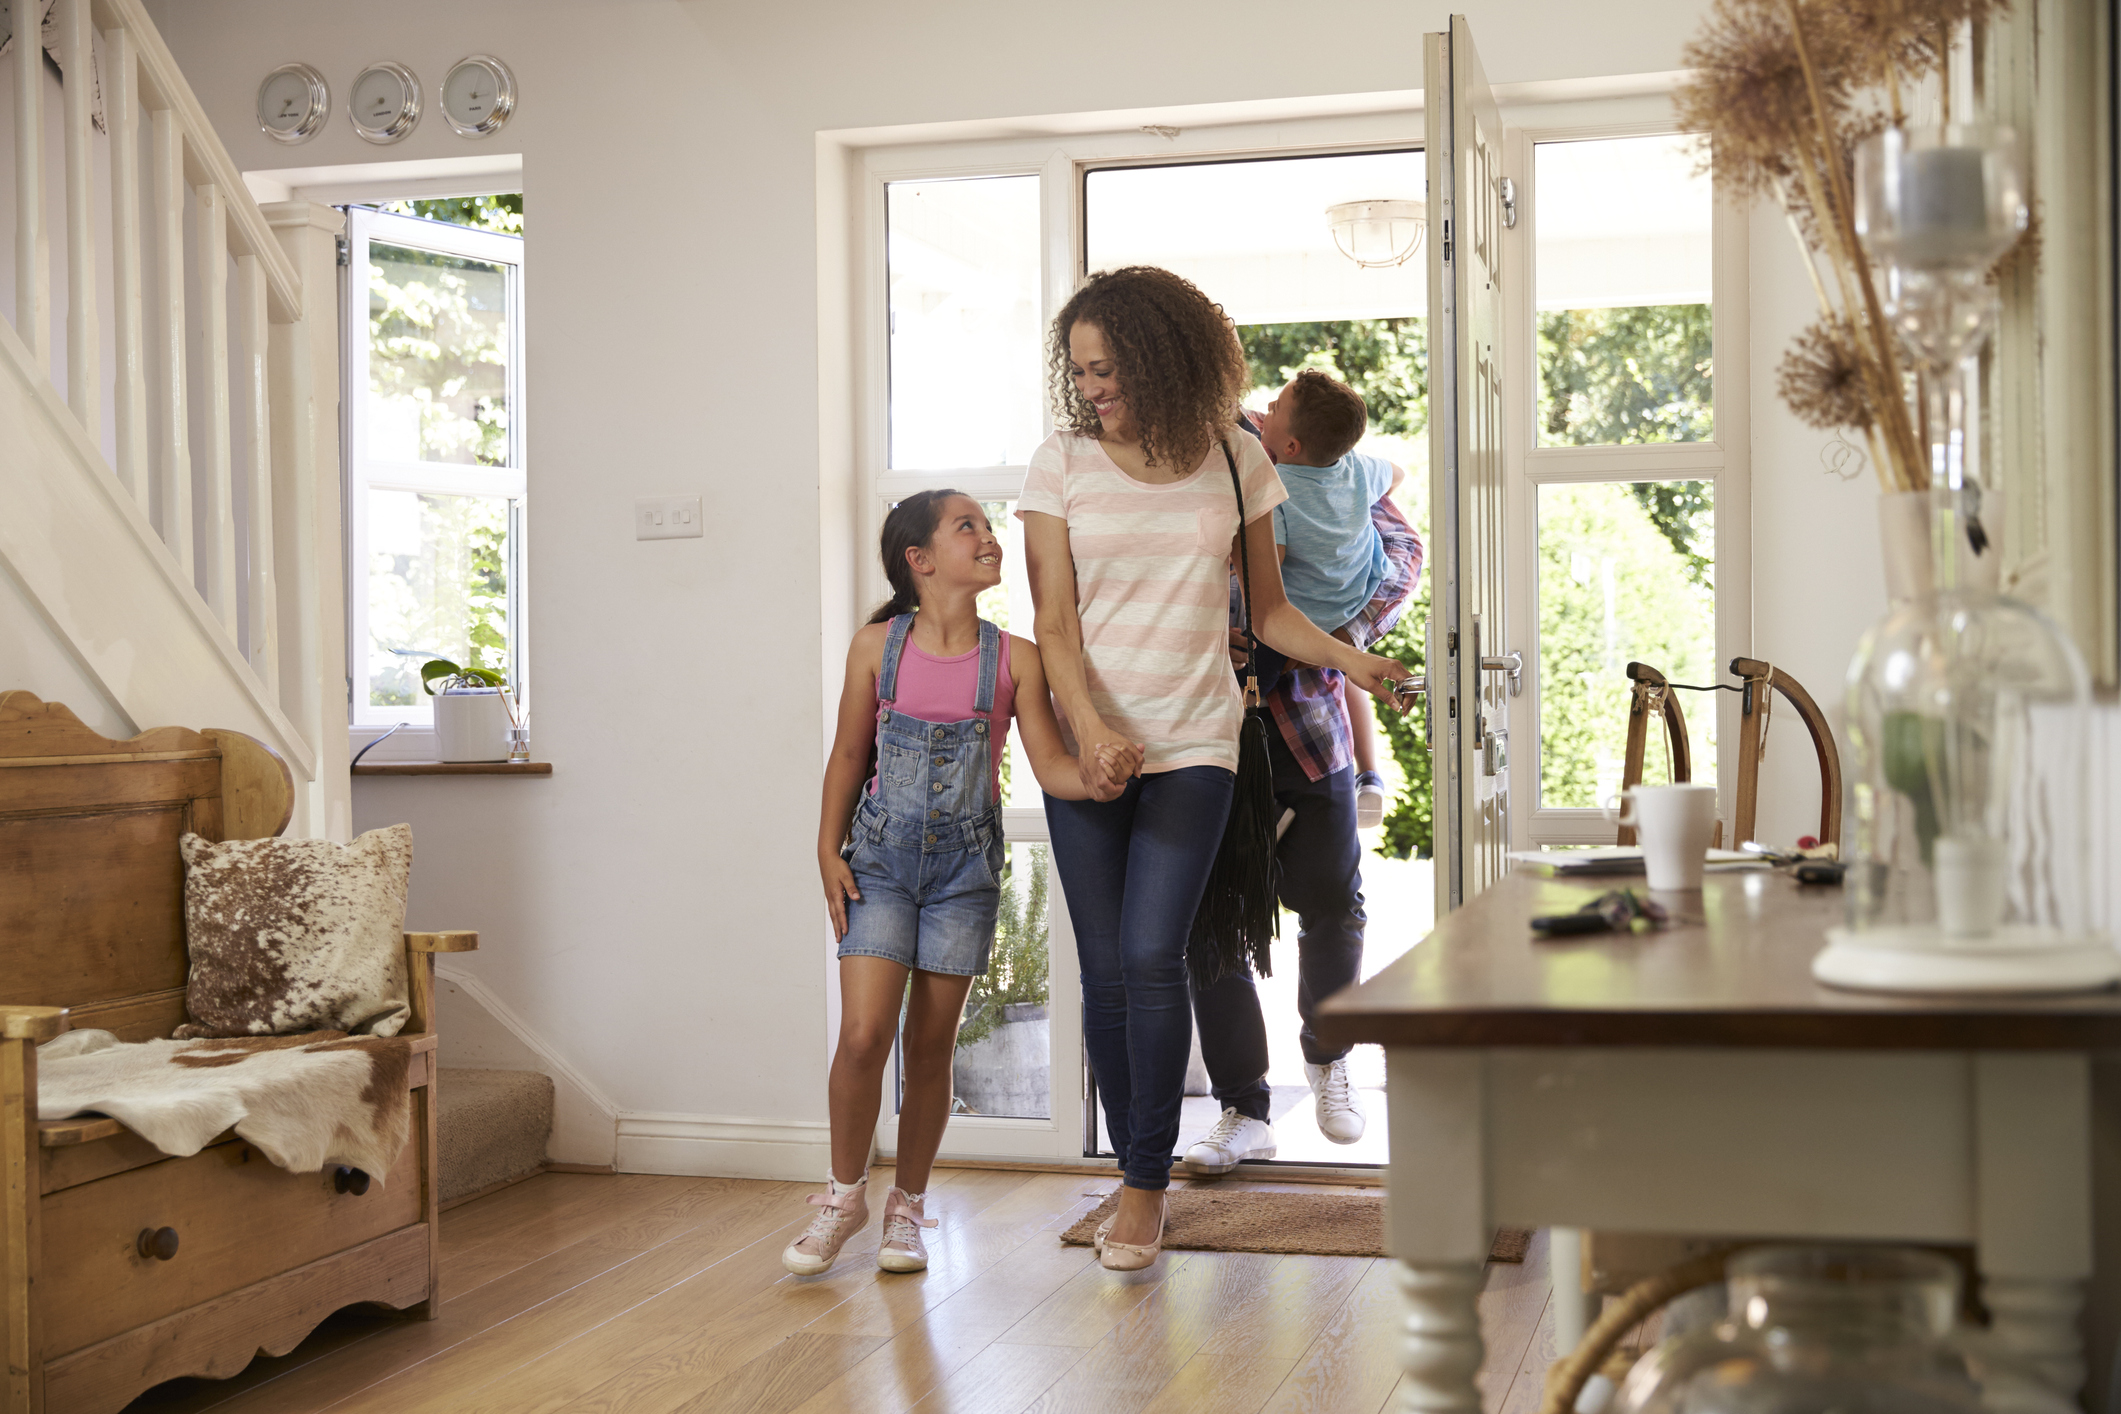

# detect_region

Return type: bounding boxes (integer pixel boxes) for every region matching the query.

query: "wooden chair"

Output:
[1614,659,1843,852]
[1615,662,1696,847]
[1728,656,1841,850]
[0,692,476,1414]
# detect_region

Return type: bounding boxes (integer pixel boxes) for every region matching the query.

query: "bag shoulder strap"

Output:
[1222,440,1261,709]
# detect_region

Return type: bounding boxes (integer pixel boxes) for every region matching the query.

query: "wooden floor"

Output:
[126,1167,1562,1414]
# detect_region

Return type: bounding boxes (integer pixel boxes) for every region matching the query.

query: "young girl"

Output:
[789,491,1135,1277]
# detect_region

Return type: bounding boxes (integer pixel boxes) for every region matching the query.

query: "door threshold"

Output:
[927,1155,1385,1187]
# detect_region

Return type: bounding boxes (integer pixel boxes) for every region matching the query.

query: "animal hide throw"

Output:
[176,823,414,1040]
[37,1028,413,1181]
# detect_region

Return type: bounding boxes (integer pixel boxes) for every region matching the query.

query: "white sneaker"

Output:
[1184,1108,1276,1174]
[1354,771,1387,831]
[1305,1058,1365,1143]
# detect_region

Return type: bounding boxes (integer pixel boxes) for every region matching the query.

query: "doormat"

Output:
[1061,1189,1532,1262]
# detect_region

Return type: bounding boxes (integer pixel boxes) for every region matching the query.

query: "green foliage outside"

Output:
[957,845,1051,1048]
[380,193,524,236]
[1538,304,1713,447]
[366,491,512,705]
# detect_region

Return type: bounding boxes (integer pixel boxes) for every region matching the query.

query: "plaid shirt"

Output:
[1265,495,1424,780]
[1230,414,1425,781]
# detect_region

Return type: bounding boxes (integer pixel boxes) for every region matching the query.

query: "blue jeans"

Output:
[1045,766,1235,1191]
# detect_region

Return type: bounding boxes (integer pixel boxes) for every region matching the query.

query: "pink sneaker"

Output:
[877,1187,937,1272]
[782,1177,869,1275]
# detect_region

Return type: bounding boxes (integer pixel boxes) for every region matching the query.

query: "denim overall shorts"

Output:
[835,614,1006,977]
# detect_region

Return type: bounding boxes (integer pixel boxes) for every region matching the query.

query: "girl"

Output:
[1019,266,1412,1270]
[789,491,1136,1277]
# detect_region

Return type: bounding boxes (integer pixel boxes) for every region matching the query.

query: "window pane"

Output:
[368,243,511,466]
[1535,136,1712,446]
[1537,481,1715,808]
[366,489,514,713]
[943,840,1052,1120]
[887,177,1042,469]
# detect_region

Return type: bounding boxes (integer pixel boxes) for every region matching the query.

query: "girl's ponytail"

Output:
[866,489,966,625]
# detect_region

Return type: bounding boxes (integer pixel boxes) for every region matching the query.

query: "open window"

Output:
[344,203,526,736]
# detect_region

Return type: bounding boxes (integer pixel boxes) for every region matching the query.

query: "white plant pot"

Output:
[434,688,512,763]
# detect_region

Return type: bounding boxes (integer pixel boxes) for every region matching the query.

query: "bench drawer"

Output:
[39,1132,423,1357]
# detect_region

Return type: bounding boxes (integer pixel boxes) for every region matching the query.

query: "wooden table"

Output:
[1317,869,2121,1414]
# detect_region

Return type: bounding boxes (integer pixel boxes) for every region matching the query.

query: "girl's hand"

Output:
[820,853,861,939]
[1346,653,1421,706]
[1077,722,1141,798]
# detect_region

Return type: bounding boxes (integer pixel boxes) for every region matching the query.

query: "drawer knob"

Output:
[136,1226,179,1262]
[333,1166,372,1196]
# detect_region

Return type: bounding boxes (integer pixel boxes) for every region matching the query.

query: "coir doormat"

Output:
[1060,1189,1533,1262]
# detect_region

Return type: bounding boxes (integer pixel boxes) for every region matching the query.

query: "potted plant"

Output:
[951,845,1052,1118]
[422,658,518,764]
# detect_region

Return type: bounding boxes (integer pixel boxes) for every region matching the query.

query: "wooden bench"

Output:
[0,692,474,1414]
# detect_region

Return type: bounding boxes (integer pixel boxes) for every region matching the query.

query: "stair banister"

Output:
[106,22,149,507]
[61,0,97,432]
[197,181,238,635]
[238,253,277,688]
[148,107,192,575]
[14,0,49,373]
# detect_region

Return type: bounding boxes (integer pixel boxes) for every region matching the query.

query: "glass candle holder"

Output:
[1855,126,2029,274]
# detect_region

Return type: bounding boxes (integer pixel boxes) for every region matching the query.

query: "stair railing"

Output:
[9,0,331,781]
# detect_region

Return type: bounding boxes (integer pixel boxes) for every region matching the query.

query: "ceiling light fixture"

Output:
[1326,200,1426,268]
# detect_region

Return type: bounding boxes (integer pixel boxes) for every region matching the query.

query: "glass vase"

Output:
[1613,1247,1983,1414]
[1825,491,2109,991]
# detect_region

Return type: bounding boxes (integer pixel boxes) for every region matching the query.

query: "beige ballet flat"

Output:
[1098,1192,1167,1272]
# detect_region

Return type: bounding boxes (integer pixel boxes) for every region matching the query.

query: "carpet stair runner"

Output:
[438,1068,554,1203]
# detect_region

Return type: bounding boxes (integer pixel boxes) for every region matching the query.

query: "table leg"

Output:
[1398,1260,1487,1414]
[1387,1049,1491,1414]
[1975,1054,2092,1407]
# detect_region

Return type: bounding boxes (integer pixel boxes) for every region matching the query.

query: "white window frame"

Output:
[344,206,528,748]
[1499,116,1753,848]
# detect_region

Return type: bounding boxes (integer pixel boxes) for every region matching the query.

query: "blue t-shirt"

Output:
[1271,452,1395,632]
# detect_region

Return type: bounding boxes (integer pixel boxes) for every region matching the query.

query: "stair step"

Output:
[438,1068,554,1204]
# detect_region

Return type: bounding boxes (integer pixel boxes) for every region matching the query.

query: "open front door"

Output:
[1426,14,1513,912]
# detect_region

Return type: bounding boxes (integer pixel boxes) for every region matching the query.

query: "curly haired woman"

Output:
[1018,266,1412,1269]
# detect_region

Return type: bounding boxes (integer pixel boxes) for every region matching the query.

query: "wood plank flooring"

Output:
[123,1169,1557,1414]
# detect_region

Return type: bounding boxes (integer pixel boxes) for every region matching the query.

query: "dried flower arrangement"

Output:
[1674,0,2016,492]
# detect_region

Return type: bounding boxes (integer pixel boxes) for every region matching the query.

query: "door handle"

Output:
[1480,651,1523,697]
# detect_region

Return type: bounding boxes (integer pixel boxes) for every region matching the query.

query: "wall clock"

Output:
[349,62,421,144]
[442,55,515,138]
[256,63,328,145]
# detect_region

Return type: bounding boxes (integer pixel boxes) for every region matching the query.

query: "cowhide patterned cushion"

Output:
[173,823,415,1040]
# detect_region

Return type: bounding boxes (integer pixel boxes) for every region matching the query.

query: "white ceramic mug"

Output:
[1605,784,1719,890]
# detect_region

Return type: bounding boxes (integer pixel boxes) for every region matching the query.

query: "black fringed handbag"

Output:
[1185,441,1282,991]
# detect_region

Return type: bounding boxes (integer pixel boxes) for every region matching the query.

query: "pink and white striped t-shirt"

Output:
[1017,431,1287,775]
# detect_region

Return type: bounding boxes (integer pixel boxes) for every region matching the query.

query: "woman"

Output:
[1018,266,1412,1268]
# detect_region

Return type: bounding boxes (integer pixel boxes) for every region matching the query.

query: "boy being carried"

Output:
[1252,368,1404,829]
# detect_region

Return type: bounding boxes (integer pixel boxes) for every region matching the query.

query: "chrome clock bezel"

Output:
[442,55,516,139]
[256,63,329,146]
[349,62,422,145]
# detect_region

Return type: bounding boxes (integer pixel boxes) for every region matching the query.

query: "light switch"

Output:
[636,496,703,541]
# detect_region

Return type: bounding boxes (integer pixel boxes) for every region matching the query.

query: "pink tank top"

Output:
[875,635,1016,799]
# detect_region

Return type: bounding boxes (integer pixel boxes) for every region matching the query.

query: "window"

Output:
[1515,132,1736,840]
[345,201,525,730]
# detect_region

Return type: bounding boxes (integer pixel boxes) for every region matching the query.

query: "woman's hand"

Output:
[819,852,861,939]
[1093,741,1144,799]
[1343,652,1421,706]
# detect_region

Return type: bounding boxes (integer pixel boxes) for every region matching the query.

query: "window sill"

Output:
[352,761,553,776]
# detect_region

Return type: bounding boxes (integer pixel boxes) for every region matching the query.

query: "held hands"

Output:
[819,851,861,939]
[1078,724,1144,801]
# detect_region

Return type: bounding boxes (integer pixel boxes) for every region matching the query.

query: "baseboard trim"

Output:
[614,1112,831,1182]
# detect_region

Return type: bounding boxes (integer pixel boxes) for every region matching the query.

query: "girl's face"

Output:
[1068,322,1131,435]
[910,495,1002,594]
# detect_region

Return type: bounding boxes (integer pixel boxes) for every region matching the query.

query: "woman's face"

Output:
[1068,322,1131,435]
[913,495,1003,593]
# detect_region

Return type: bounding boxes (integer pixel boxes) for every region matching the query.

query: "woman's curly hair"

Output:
[1048,266,1249,472]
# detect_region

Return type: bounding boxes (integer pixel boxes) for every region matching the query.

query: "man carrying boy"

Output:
[1187,370,1422,1167]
